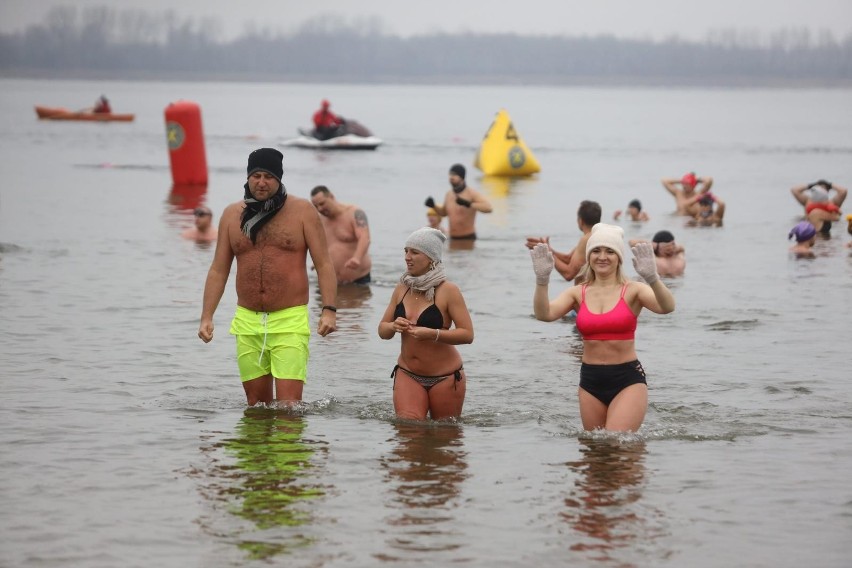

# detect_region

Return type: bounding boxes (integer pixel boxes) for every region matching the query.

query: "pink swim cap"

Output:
[681,172,697,187]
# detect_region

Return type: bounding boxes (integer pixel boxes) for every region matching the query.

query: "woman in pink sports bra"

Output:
[530,223,675,432]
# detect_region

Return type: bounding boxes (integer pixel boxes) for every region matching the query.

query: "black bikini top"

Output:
[393,288,445,329]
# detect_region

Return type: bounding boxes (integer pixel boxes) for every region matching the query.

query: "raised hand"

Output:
[530,243,554,285]
[424,196,436,208]
[455,196,472,207]
[525,235,550,250]
[631,242,659,285]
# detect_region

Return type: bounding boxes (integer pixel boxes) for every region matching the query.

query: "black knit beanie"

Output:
[247,148,283,183]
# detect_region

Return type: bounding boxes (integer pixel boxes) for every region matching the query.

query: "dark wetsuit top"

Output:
[393,288,444,329]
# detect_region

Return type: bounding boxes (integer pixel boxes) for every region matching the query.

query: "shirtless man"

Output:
[613,199,650,222]
[198,148,337,405]
[662,172,714,216]
[424,163,492,240]
[525,200,601,283]
[686,193,725,227]
[182,206,218,242]
[629,230,685,277]
[310,185,372,285]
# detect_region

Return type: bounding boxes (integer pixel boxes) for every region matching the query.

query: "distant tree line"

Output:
[1,6,851,85]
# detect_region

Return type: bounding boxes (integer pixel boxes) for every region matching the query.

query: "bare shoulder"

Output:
[287,195,321,219]
[221,201,244,222]
[223,200,243,214]
[350,204,368,222]
[437,280,463,297]
[624,279,648,296]
[286,193,312,210]
[557,283,583,305]
[568,283,584,298]
[391,281,406,299]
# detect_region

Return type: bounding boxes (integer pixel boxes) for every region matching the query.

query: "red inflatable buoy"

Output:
[165,100,208,185]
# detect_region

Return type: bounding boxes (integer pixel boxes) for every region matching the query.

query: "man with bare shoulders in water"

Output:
[198,148,338,406]
[310,185,372,285]
[662,171,714,216]
[424,163,493,241]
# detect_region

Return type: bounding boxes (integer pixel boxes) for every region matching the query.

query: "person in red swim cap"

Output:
[661,170,714,216]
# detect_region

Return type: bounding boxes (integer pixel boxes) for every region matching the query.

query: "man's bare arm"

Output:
[348,208,371,267]
[305,207,337,336]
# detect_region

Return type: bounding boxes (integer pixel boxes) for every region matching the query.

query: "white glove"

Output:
[530,243,554,285]
[631,242,659,285]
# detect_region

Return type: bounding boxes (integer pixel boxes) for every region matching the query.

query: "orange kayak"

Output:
[35,105,135,122]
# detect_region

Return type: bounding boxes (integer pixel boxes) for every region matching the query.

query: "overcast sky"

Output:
[2,0,851,42]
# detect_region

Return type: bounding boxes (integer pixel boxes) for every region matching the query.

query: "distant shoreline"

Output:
[4,9,850,89]
[3,69,851,88]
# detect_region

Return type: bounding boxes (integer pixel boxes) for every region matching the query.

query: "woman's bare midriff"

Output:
[399,336,463,376]
[581,339,637,365]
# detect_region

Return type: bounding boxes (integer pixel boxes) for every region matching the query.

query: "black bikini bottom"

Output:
[391,364,463,391]
[579,360,646,405]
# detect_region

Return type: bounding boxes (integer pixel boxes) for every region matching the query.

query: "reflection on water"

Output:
[314,284,374,336]
[478,174,534,198]
[562,437,652,565]
[334,282,374,310]
[379,422,469,559]
[447,237,476,252]
[168,183,208,211]
[312,283,374,313]
[197,408,328,561]
[478,175,512,198]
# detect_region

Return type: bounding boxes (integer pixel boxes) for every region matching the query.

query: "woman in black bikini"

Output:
[378,227,474,420]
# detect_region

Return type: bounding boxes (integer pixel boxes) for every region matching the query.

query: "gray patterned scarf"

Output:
[399,263,447,301]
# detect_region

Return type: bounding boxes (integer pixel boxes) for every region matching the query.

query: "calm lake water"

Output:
[1,78,851,568]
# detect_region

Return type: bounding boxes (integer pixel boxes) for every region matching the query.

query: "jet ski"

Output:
[281,119,382,150]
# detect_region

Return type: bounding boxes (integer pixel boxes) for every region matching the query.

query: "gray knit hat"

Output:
[405,227,447,262]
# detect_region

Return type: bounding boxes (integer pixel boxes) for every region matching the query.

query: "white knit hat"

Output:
[585,223,625,263]
[405,227,447,262]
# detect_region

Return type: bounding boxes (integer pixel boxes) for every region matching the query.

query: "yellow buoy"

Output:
[474,109,540,176]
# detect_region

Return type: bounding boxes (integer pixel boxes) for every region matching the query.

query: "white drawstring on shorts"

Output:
[258,311,268,364]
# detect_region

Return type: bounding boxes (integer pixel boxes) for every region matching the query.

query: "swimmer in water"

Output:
[788,221,816,258]
[686,193,725,227]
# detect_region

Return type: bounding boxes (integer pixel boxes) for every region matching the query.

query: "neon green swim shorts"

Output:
[229,305,310,383]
